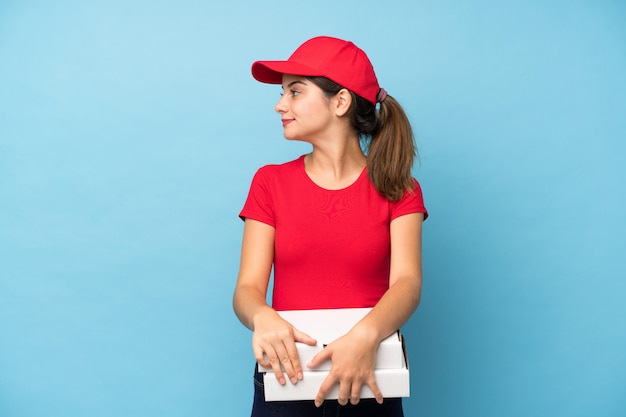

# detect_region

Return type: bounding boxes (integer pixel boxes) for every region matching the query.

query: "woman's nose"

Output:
[274,95,287,114]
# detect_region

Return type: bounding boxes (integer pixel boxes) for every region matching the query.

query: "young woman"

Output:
[233,36,428,417]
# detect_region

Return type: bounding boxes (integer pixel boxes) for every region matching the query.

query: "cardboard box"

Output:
[259,308,410,401]
[263,363,410,401]
[258,308,404,372]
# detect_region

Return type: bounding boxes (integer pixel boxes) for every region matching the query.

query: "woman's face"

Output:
[274,74,335,142]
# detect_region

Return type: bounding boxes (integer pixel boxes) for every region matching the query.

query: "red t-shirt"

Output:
[239,155,427,311]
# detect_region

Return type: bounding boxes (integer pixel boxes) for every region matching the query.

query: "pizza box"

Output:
[259,308,410,401]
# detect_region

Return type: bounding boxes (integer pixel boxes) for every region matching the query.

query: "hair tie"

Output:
[376,88,388,103]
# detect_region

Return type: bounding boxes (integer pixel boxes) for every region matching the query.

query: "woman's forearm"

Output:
[356,275,422,343]
[233,284,275,331]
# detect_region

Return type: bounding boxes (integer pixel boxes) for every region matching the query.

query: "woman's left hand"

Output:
[306,324,383,407]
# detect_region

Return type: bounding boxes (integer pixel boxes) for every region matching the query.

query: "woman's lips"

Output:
[281,119,294,127]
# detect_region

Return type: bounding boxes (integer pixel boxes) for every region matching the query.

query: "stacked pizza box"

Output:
[259,307,410,401]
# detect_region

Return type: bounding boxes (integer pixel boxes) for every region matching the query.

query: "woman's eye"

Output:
[279,89,301,97]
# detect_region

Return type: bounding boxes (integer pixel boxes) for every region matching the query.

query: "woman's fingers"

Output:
[349,381,362,405]
[254,326,315,385]
[253,344,271,368]
[266,341,298,384]
[315,374,383,407]
[306,345,331,369]
[347,375,384,406]
[293,328,317,346]
[314,372,337,407]
[311,334,382,407]
[254,343,286,385]
[278,342,302,384]
[337,378,352,406]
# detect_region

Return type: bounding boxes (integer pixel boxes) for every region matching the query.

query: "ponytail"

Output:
[307,77,417,202]
[367,95,416,202]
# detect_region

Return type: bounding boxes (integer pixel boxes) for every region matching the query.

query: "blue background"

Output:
[1,1,625,416]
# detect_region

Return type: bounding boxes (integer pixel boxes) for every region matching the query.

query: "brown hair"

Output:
[308,77,416,202]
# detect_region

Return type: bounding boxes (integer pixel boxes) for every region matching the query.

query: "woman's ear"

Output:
[332,88,353,117]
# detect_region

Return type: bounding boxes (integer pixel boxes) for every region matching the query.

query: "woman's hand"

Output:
[252,308,317,385]
[307,324,383,407]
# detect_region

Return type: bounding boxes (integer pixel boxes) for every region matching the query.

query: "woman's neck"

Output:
[304,137,366,190]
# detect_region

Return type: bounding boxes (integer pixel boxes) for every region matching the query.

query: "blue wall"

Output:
[1,1,624,416]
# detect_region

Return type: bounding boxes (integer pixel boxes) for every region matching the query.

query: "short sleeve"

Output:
[390,179,428,221]
[239,167,276,227]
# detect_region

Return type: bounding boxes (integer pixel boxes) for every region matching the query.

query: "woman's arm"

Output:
[309,212,424,407]
[233,219,317,385]
[357,211,424,340]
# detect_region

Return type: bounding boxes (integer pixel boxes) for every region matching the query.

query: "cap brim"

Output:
[252,60,326,84]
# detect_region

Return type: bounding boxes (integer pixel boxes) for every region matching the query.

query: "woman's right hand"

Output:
[252,308,317,385]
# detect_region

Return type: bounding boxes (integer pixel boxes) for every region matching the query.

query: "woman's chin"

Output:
[283,134,308,143]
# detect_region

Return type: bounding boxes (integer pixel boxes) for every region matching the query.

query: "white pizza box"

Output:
[263,334,410,401]
[264,364,410,402]
[258,308,405,372]
[258,308,411,401]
